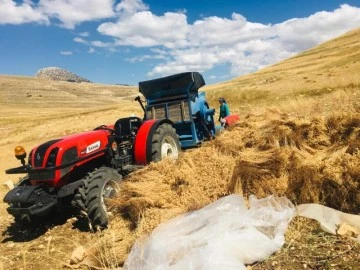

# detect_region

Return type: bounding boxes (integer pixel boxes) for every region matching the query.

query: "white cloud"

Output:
[91,40,114,48]
[98,11,189,48]
[0,0,49,24]
[188,13,273,47]
[39,0,115,29]
[94,3,360,77]
[147,47,225,76]
[275,4,360,52]
[79,31,89,37]
[73,37,88,44]
[126,54,167,63]
[60,51,73,55]
[150,48,169,55]
[142,4,360,77]
[115,0,148,15]
[0,0,115,28]
[88,47,95,53]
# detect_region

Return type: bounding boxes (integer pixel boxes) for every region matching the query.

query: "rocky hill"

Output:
[35,67,91,83]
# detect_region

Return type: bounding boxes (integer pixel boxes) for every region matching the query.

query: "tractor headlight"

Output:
[15,146,27,161]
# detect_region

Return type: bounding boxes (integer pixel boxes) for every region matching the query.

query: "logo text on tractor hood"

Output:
[86,141,100,154]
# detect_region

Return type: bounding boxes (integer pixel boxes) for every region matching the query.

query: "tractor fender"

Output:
[134,119,174,165]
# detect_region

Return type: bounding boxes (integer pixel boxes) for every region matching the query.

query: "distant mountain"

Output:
[35,67,91,83]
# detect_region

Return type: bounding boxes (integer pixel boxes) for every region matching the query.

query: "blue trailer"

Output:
[137,72,216,148]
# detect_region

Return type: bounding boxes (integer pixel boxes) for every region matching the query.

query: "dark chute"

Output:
[139,72,205,102]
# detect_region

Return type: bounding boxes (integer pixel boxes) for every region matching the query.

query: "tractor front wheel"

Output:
[151,123,181,162]
[77,167,122,230]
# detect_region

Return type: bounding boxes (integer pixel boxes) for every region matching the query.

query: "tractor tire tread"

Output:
[75,167,122,230]
[151,123,180,162]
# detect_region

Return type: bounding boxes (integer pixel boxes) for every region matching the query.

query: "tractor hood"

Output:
[139,72,205,104]
[29,129,110,169]
[6,128,111,186]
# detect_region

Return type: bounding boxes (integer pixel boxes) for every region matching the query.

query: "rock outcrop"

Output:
[35,67,91,83]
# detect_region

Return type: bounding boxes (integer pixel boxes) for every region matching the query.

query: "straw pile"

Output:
[85,110,359,267]
[227,112,360,212]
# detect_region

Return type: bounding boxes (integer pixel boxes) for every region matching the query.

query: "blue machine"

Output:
[138,72,216,148]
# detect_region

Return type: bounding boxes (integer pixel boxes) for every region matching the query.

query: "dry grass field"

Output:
[0,28,359,269]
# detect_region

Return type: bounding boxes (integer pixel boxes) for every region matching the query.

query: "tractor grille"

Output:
[46,148,59,167]
[29,170,55,181]
[34,139,62,167]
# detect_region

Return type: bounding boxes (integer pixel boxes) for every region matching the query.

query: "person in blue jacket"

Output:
[218,97,230,127]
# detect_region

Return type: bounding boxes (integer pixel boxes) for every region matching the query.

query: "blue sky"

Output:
[1,0,360,85]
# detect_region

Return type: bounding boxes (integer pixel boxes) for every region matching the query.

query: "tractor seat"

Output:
[114,117,143,139]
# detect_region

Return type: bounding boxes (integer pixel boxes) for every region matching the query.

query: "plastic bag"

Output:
[297,203,360,243]
[124,194,295,270]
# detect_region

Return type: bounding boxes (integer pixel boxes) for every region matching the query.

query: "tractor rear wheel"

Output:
[77,167,122,230]
[151,123,180,162]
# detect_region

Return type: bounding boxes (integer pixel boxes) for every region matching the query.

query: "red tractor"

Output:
[3,72,217,230]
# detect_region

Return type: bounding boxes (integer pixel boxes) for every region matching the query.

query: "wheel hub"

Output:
[161,136,179,159]
[101,180,119,213]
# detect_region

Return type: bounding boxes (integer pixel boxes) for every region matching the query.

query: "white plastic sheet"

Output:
[124,194,295,270]
[297,203,360,243]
